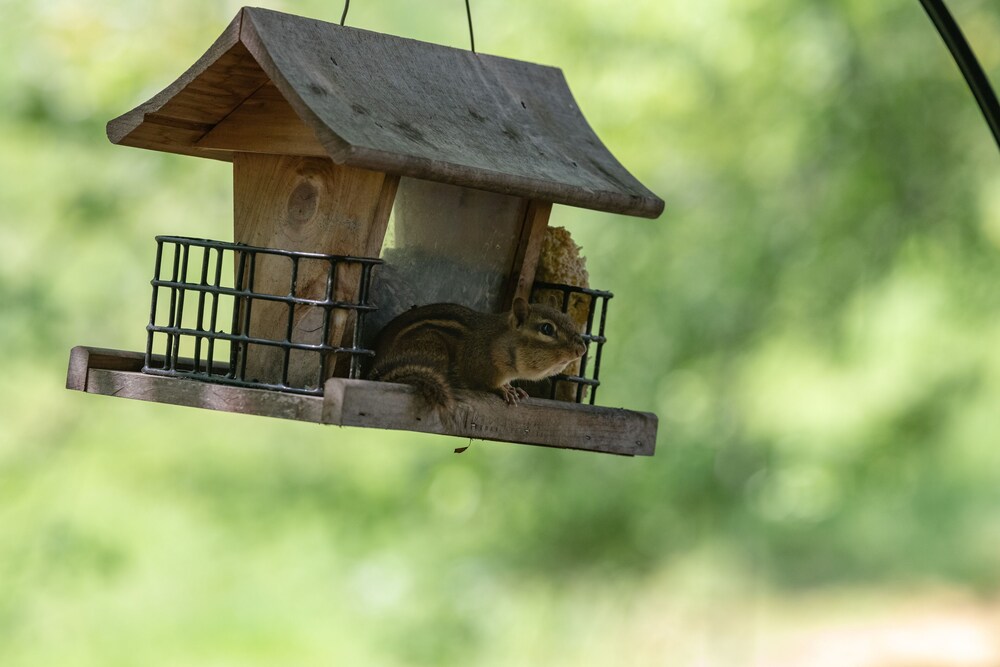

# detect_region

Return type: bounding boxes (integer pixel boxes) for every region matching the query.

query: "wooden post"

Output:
[501,200,551,310]
[233,153,397,388]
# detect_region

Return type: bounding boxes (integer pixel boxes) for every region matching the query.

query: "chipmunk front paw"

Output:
[498,383,529,405]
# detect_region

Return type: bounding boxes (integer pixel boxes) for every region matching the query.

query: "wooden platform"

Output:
[66,347,657,456]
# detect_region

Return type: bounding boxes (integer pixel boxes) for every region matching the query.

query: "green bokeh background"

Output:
[2,0,999,664]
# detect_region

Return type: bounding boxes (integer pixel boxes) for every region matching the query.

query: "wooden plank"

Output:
[365,173,400,258]
[86,368,324,423]
[322,378,657,456]
[108,13,272,154]
[232,154,396,388]
[155,44,268,125]
[331,172,399,377]
[196,82,328,157]
[67,346,232,391]
[115,122,209,154]
[67,346,145,391]
[501,200,552,310]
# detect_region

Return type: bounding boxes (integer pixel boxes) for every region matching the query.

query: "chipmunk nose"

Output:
[573,335,586,357]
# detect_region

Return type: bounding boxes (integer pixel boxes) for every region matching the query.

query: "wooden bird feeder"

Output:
[66,7,664,456]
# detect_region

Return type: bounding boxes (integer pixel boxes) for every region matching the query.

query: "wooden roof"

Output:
[108,7,664,218]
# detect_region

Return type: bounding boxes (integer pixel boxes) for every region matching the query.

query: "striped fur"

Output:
[376,362,454,411]
[368,309,471,412]
[369,300,587,412]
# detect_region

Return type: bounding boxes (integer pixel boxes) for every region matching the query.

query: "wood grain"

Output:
[196,82,328,157]
[108,7,663,218]
[67,346,145,391]
[87,369,325,423]
[323,378,657,456]
[107,12,269,157]
[501,200,552,310]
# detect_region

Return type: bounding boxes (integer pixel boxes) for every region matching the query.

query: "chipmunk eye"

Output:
[539,322,555,336]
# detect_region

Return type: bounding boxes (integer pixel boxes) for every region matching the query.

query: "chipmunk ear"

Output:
[511,297,530,326]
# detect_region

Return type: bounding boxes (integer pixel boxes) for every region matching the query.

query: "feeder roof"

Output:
[108,7,663,218]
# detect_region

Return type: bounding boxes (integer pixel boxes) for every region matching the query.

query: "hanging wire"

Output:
[465,0,476,53]
[918,0,1000,153]
[338,0,477,52]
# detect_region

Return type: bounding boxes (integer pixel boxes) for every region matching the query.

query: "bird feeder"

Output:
[66,7,664,456]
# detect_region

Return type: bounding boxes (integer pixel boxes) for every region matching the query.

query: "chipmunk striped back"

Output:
[368,299,586,412]
[368,304,488,411]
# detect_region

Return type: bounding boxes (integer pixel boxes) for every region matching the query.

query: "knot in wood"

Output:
[287,181,319,227]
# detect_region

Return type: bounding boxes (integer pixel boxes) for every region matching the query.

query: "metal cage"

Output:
[143,236,381,395]
[529,281,612,405]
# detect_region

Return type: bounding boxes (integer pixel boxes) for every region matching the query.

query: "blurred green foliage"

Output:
[2,0,1000,664]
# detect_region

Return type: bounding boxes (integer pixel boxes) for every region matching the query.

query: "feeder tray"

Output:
[67,346,655,456]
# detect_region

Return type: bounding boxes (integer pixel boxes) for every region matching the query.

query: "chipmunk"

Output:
[368,297,587,411]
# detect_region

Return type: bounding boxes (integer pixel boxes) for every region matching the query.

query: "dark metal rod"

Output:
[919,0,1000,152]
[466,0,476,53]
[164,244,182,369]
[590,296,611,405]
[238,252,258,381]
[573,293,600,403]
[206,247,225,376]
[145,239,165,370]
[154,236,383,266]
[533,281,614,299]
[550,374,599,387]
[338,0,475,53]
[192,246,211,372]
[228,250,247,378]
[282,256,300,387]
[170,243,191,371]
[147,325,375,355]
[149,280,377,310]
[349,263,374,379]
[318,260,338,389]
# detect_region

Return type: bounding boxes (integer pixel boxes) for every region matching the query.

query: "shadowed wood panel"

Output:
[197,82,328,156]
[502,200,552,310]
[107,13,270,153]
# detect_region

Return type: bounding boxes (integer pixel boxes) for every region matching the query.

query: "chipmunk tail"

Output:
[376,364,454,412]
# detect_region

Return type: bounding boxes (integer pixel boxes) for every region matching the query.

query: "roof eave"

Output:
[106,6,664,219]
